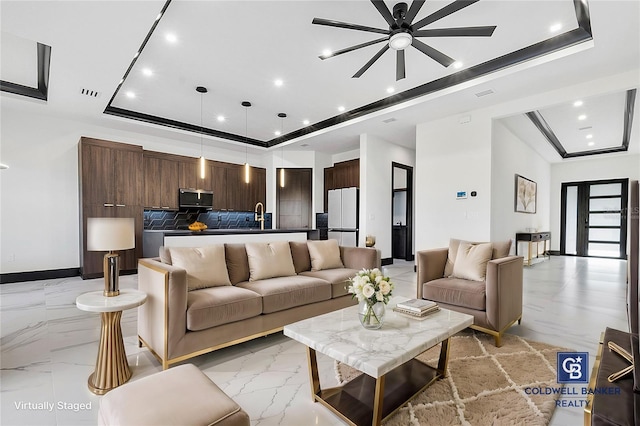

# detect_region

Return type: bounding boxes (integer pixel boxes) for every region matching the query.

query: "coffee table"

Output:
[283,296,473,426]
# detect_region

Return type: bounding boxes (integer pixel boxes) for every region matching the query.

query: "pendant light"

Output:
[242,101,251,184]
[278,113,286,188]
[196,86,207,180]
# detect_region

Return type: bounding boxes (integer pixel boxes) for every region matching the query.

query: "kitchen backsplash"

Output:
[144,209,272,230]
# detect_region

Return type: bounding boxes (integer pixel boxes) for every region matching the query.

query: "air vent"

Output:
[579,126,593,131]
[475,89,494,97]
[80,88,101,98]
[382,117,397,123]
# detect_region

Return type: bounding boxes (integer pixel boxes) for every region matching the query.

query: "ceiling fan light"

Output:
[389,32,412,50]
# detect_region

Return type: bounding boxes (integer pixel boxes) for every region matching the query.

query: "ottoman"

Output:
[98,363,250,426]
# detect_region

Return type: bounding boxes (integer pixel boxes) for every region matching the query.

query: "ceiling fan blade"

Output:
[371,0,396,27]
[412,0,480,30]
[353,44,389,78]
[414,26,497,37]
[405,0,426,24]
[319,37,388,60]
[312,17,390,35]
[396,49,406,81]
[411,39,455,67]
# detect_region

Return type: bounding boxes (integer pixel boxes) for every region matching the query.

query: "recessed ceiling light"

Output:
[578,114,587,120]
[321,49,332,58]
[274,130,281,136]
[586,134,593,139]
[573,100,583,107]
[338,106,345,112]
[142,68,153,77]
[549,23,563,32]
[302,119,310,125]
[588,141,595,147]
[217,115,225,122]
[165,33,177,43]
[386,87,395,94]
[274,79,283,87]
[452,61,463,69]
[125,91,136,99]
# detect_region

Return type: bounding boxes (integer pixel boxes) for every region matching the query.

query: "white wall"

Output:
[491,120,551,255]
[360,134,415,259]
[0,108,263,274]
[415,112,493,251]
[550,154,640,251]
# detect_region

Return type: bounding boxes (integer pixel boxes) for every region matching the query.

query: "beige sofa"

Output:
[417,239,523,346]
[138,240,381,369]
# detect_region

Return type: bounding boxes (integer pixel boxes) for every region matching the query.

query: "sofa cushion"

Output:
[225,244,250,285]
[422,277,486,311]
[307,240,344,271]
[451,242,493,282]
[289,241,311,273]
[444,238,512,277]
[237,275,331,314]
[245,241,296,281]
[186,286,262,331]
[159,246,172,264]
[168,246,231,290]
[300,268,359,298]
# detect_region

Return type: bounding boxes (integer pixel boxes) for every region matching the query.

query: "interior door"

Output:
[561,179,628,258]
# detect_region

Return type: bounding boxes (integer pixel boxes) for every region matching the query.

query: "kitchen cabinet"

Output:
[143,155,179,209]
[79,137,143,278]
[179,158,199,190]
[324,159,359,212]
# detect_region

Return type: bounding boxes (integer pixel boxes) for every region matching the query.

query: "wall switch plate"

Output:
[456,191,467,199]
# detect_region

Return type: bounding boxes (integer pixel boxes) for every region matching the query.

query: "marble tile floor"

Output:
[0,256,628,426]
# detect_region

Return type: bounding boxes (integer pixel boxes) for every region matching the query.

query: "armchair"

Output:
[416,240,524,346]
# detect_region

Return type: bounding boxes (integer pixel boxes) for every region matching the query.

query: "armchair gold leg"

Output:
[494,334,502,348]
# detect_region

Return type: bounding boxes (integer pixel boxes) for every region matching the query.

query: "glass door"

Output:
[561,179,628,258]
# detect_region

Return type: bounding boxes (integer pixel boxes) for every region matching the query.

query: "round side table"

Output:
[76,289,147,395]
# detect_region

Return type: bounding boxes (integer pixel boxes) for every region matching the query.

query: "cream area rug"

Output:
[334,331,571,426]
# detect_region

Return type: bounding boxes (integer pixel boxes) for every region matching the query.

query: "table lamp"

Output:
[87,217,135,297]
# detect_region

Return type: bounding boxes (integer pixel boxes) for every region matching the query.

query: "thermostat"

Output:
[456,191,467,199]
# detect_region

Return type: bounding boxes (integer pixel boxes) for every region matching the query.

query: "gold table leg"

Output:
[88,311,132,395]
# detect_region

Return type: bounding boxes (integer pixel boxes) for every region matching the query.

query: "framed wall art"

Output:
[515,174,537,213]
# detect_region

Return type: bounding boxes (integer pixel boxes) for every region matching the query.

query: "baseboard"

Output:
[549,250,560,255]
[381,257,393,266]
[0,268,80,284]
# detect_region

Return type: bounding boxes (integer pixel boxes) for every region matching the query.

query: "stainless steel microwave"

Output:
[179,188,214,209]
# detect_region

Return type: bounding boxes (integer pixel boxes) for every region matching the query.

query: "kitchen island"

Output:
[143,229,320,258]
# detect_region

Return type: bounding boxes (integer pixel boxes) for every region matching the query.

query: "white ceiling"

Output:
[1,0,639,161]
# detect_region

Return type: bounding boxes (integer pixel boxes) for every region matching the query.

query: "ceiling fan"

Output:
[312,0,496,81]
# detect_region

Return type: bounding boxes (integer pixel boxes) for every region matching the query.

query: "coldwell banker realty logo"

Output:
[557,352,589,383]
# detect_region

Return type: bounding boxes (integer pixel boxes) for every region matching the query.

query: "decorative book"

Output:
[393,306,440,320]
[395,299,438,313]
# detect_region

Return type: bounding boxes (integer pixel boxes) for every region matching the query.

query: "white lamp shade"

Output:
[87,217,135,251]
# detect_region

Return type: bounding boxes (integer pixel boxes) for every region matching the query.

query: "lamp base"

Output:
[103,252,120,297]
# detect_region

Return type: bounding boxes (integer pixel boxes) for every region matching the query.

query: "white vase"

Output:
[358,300,385,329]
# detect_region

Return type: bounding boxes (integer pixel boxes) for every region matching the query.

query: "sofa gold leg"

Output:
[494,334,502,347]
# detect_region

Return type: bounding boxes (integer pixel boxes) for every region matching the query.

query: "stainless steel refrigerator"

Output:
[328,187,358,247]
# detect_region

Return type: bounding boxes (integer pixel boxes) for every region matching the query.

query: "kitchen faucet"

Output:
[254,202,265,230]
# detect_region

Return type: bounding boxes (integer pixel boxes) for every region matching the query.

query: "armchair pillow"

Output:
[451,242,493,282]
[444,238,512,277]
[245,241,296,281]
[168,246,231,290]
[307,240,344,271]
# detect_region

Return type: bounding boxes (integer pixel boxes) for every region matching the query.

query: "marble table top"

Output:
[284,296,473,378]
[75,289,147,313]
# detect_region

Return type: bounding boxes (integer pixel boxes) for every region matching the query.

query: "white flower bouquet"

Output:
[347,268,394,328]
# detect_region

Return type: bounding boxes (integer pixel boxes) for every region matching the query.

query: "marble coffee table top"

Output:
[284,296,473,378]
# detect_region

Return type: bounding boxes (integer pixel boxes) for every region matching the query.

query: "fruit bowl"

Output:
[188,221,207,231]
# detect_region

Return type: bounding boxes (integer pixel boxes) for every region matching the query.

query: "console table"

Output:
[515,232,550,266]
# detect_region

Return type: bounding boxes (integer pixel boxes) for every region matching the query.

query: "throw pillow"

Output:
[451,242,493,282]
[492,239,512,259]
[444,238,463,277]
[307,240,344,271]
[245,241,296,281]
[168,245,231,291]
[289,241,312,273]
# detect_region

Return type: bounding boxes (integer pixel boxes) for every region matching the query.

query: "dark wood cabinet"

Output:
[179,159,198,189]
[144,155,179,209]
[277,168,312,229]
[392,226,407,259]
[79,137,144,278]
[324,159,359,211]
